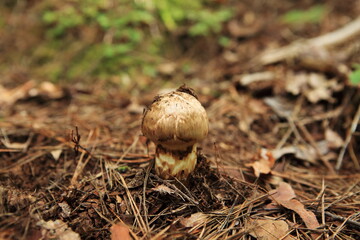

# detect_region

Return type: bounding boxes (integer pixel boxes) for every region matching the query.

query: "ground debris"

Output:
[110,223,132,240]
[267,182,320,230]
[247,218,295,240]
[1,1,360,239]
[37,219,81,240]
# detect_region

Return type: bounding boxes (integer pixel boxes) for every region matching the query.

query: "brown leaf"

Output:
[264,97,294,118]
[110,223,131,240]
[0,229,14,240]
[285,72,342,103]
[269,181,296,202]
[247,149,275,177]
[37,81,64,99]
[236,71,275,86]
[151,184,175,195]
[1,138,31,150]
[0,80,35,106]
[180,212,207,228]
[227,19,263,38]
[286,199,320,230]
[268,182,320,230]
[325,129,344,149]
[271,141,329,163]
[0,80,67,107]
[157,62,177,75]
[248,219,295,240]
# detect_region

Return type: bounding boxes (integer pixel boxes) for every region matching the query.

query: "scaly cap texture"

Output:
[142,87,208,151]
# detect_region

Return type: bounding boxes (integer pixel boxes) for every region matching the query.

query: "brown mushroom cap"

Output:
[142,90,208,151]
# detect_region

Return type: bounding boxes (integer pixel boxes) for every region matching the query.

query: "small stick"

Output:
[142,159,153,235]
[257,17,360,65]
[335,104,360,170]
[325,212,360,231]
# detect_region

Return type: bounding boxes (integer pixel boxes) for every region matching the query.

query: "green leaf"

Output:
[42,11,57,23]
[142,64,157,77]
[349,69,360,85]
[129,10,154,23]
[189,22,209,36]
[280,5,326,25]
[218,36,230,47]
[96,14,111,28]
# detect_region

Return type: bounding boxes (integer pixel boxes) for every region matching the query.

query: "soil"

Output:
[1,0,360,240]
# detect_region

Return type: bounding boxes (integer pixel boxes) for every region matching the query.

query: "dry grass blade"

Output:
[0,151,46,173]
[336,103,360,170]
[70,152,92,187]
[118,173,150,236]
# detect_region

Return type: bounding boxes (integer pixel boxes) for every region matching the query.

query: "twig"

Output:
[325,212,360,231]
[335,103,360,170]
[348,141,360,170]
[296,122,335,174]
[142,159,153,235]
[70,128,97,187]
[328,212,359,239]
[257,17,360,65]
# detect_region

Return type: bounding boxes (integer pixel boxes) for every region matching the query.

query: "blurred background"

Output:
[1,0,359,96]
[0,0,360,91]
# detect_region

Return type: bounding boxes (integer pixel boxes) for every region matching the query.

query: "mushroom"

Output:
[142,86,208,180]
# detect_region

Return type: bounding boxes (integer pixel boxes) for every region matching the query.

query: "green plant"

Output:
[153,0,232,36]
[37,0,233,83]
[39,0,155,81]
[349,64,360,85]
[280,5,327,25]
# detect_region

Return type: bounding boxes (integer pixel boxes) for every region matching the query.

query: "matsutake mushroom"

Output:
[142,86,208,180]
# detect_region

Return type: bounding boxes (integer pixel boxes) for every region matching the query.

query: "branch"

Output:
[256,17,360,65]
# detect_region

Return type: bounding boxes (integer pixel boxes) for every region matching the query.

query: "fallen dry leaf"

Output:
[152,184,175,195]
[58,201,72,218]
[268,182,320,230]
[1,131,33,150]
[0,80,35,106]
[247,148,275,177]
[157,62,177,75]
[227,18,263,38]
[110,223,132,240]
[37,81,64,99]
[271,141,329,163]
[180,212,208,228]
[325,129,344,149]
[0,229,14,240]
[37,219,80,240]
[264,97,293,118]
[285,72,343,103]
[268,181,296,204]
[51,149,63,161]
[248,218,295,240]
[236,71,275,86]
[0,80,67,107]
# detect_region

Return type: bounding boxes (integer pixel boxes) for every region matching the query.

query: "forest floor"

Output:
[0,1,360,239]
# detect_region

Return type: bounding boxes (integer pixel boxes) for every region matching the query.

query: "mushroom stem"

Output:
[155,143,198,180]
